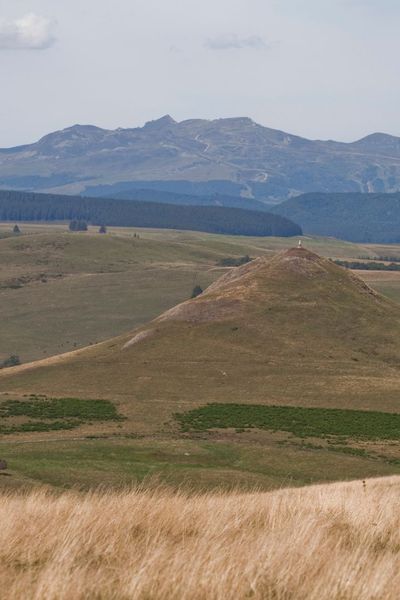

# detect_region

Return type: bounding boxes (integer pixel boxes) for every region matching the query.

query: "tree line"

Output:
[0,189,302,237]
[334,260,400,271]
[273,192,400,243]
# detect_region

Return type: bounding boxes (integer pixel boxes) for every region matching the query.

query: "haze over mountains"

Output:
[2,116,400,202]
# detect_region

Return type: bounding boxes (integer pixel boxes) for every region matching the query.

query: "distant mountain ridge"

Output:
[1,116,400,202]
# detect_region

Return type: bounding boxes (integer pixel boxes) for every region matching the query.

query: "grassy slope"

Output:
[3,226,400,490]
[2,247,400,490]
[4,247,400,416]
[0,226,225,362]
[2,222,400,363]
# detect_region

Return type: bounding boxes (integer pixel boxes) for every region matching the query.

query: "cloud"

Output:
[0,13,56,50]
[205,34,268,51]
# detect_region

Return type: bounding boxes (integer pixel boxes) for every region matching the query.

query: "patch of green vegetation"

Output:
[335,260,400,271]
[2,437,400,492]
[176,404,400,441]
[0,421,79,435]
[296,441,370,458]
[0,355,21,369]
[0,397,123,435]
[359,255,400,263]
[216,255,252,267]
[191,285,203,298]
[0,397,121,420]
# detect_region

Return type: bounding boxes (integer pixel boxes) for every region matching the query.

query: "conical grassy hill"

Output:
[2,247,400,434]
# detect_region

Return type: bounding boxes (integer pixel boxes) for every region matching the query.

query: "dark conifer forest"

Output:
[0,190,302,237]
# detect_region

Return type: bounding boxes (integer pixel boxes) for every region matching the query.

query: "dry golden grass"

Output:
[1,476,400,599]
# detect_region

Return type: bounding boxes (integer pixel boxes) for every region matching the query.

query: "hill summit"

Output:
[2,246,400,432]
[148,246,379,328]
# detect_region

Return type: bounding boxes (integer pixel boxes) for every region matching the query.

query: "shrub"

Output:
[217,255,252,267]
[191,285,203,298]
[69,220,88,232]
[0,355,21,369]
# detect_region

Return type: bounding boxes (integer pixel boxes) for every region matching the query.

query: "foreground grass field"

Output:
[1,476,399,599]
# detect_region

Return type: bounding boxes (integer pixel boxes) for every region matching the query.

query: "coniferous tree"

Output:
[191,285,203,298]
[0,190,302,238]
[69,220,88,232]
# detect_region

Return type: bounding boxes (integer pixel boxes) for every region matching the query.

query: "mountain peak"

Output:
[37,124,106,147]
[280,246,320,260]
[213,116,256,128]
[355,132,396,143]
[144,115,177,129]
[352,132,400,151]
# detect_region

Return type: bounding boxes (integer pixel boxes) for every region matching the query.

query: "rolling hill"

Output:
[3,244,400,489]
[2,246,400,429]
[2,117,400,201]
[2,223,391,365]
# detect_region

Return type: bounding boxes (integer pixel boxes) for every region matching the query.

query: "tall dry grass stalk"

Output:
[1,476,400,599]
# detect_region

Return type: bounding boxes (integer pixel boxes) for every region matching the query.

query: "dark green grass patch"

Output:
[0,396,123,434]
[1,420,79,434]
[216,255,252,267]
[176,403,400,441]
[335,259,400,271]
[0,397,121,420]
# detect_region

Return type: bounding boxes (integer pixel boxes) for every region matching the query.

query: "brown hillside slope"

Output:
[2,247,400,433]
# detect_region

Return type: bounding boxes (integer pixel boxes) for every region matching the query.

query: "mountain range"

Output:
[2,116,400,202]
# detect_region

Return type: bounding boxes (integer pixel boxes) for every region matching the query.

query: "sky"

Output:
[0,0,399,146]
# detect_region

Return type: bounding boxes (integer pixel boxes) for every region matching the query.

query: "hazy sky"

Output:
[0,0,399,146]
